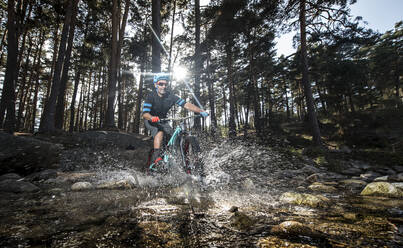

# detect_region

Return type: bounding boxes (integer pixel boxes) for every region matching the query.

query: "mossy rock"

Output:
[360,182,403,198]
[280,192,330,208]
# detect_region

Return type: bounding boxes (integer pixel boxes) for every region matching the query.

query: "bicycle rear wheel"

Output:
[180,136,203,176]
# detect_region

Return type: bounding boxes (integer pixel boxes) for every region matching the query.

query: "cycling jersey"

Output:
[142,90,186,118]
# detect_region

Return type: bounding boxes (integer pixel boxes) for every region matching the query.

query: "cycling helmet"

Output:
[153,73,170,84]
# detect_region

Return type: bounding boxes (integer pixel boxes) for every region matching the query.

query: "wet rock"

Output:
[55,172,96,183]
[0,132,60,175]
[340,167,363,176]
[0,173,21,181]
[392,165,403,173]
[373,167,396,175]
[26,169,59,181]
[389,173,403,182]
[339,179,367,189]
[393,182,403,191]
[0,179,40,193]
[316,172,346,181]
[137,221,181,247]
[308,182,337,193]
[300,165,322,174]
[305,173,319,183]
[342,212,359,221]
[96,179,136,190]
[230,211,254,230]
[280,192,330,208]
[242,178,255,190]
[271,221,322,239]
[360,182,403,198]
[374,176,389,182]
[71,182,93,191]
[48,188,64,196]
[359,172,381,181]
[229,206,239,213]
[351,161,371,170]
[257,236,318,248]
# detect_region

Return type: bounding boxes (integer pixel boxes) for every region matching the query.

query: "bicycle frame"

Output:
[149,116,194,172]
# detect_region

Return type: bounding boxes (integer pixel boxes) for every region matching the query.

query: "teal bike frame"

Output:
[149,116,195,172]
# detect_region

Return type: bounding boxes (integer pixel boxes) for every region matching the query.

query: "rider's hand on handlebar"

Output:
[200,111,209,118]
[151,116,160,123]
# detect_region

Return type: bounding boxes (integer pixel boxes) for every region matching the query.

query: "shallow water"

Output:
[0,140,402,247]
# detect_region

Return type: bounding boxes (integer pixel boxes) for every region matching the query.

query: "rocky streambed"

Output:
[1,132,403,247]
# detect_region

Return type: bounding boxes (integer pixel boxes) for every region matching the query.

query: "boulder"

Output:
[0,132,60,175]
[338,179,367,190]
[26,169,59,181]
[280,192,330,208]
[0,173,21,181]
[71,182,93,191]
[392,182,403,191]
[0,179,40,193]
[229,211,254,230]
[389,173,403,182]
[340,167,363,176]
[360,182,403,198]
[271,221,320,238]
[373,175,389,182]
[308,182,337,193]
[96,178,137,190]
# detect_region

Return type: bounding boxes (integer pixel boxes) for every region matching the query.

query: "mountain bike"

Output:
[147,116,204,177]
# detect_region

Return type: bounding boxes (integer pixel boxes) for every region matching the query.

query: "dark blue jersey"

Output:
[142,91,186,118]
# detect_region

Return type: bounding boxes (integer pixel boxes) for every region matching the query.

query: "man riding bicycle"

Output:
[142,74,208,168]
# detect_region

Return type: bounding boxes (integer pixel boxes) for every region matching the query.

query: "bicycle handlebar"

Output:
[160,116,197,122]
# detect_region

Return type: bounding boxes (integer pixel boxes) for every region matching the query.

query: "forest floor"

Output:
[0,129,403,247]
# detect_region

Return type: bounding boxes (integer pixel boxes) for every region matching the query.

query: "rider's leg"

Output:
[154,131,164,149]
[151,131,164,164]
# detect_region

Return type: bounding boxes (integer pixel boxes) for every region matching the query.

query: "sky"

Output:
[275,0,403,57]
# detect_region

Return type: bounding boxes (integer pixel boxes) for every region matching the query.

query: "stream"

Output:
[0,139,402,247]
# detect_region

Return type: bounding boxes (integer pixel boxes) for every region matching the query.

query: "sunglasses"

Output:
[157,82,167,86]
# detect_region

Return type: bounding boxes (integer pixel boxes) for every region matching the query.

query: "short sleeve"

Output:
[142,94,153,113]
[174,95,186,107]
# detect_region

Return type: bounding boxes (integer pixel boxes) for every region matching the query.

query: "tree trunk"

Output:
[69,71,81,132]
[0,0,18,133]
[226,41,236,138]
[299,0,322,146]
[85,73,92,130]
[193,0,201,130]
[31,31,45,133]
[105,0,120,128]
[206,50,217,135]
[55,0,79,129]
[75,79,84,131]
[39,0,77,133]
[168,0,176,72]
[133,25,148,134]
[152,0,161,72]
[0,29,8,67]
[46,22,60,102]
[117,0,130,130]
[15,34,33,131]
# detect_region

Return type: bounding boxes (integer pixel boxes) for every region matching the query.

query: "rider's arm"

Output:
[184,102,205,114]
[142,112,153,121]
[142,95,156,121]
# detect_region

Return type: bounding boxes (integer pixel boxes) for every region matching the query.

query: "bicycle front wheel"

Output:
[180,136,203,176]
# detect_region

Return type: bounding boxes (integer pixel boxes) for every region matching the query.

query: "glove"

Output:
[151,116,160,123]
[200,111,209,118]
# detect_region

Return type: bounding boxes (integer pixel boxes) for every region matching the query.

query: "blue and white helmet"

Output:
[153,73,170,84]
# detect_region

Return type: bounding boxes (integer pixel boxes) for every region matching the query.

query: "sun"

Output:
[172,65,188,82]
